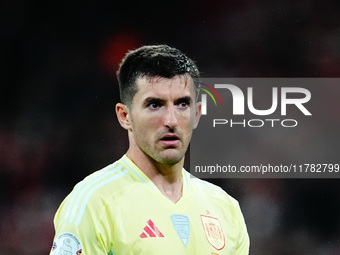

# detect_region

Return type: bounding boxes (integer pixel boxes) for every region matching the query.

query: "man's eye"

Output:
[148,103,161,109]
[178,101,189,108]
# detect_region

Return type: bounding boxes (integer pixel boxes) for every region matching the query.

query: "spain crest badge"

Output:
[201,215,225,250]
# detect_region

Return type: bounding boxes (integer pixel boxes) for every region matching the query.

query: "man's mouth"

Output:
[160,135,180,147]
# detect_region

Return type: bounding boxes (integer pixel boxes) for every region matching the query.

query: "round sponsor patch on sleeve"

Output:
[51,232,83,254]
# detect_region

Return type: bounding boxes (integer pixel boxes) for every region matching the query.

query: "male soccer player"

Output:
[50,45,250,254]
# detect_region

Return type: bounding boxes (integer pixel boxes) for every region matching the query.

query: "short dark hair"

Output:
[116,45,200,106]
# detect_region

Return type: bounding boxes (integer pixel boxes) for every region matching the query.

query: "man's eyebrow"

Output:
[174,96,192,104]
[143,96,192,106]
[143,97,165,106]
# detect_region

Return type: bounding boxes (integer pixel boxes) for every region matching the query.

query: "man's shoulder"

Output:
[54,157,130,225]
[71,157,131,198]
[189,174,239,208]
[61,158,130,207]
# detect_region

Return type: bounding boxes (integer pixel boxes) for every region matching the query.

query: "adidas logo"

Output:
[139,219,164,238]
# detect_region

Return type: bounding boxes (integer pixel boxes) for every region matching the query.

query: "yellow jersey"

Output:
[50,155,249,255]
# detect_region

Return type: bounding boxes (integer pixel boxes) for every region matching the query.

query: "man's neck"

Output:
[126,149,184,203]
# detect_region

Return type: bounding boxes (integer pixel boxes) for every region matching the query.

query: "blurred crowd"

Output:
[1,0,340,254]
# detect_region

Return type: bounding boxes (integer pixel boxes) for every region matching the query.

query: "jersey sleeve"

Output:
[49,191,113,255]
[235,204,250,255]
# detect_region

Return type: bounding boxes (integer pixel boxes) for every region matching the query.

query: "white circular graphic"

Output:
[51,232,83,255]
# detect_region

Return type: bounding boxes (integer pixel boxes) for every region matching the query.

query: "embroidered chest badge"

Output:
[201,215,225,250]
[171,214,190,246]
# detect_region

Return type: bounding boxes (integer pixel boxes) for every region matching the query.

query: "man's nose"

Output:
[164,106,178,128]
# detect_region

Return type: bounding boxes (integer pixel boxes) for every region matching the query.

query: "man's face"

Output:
[127,75,201,166]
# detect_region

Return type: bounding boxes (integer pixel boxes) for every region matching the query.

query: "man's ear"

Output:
[193,101,202,129]
[116,103,131,130]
